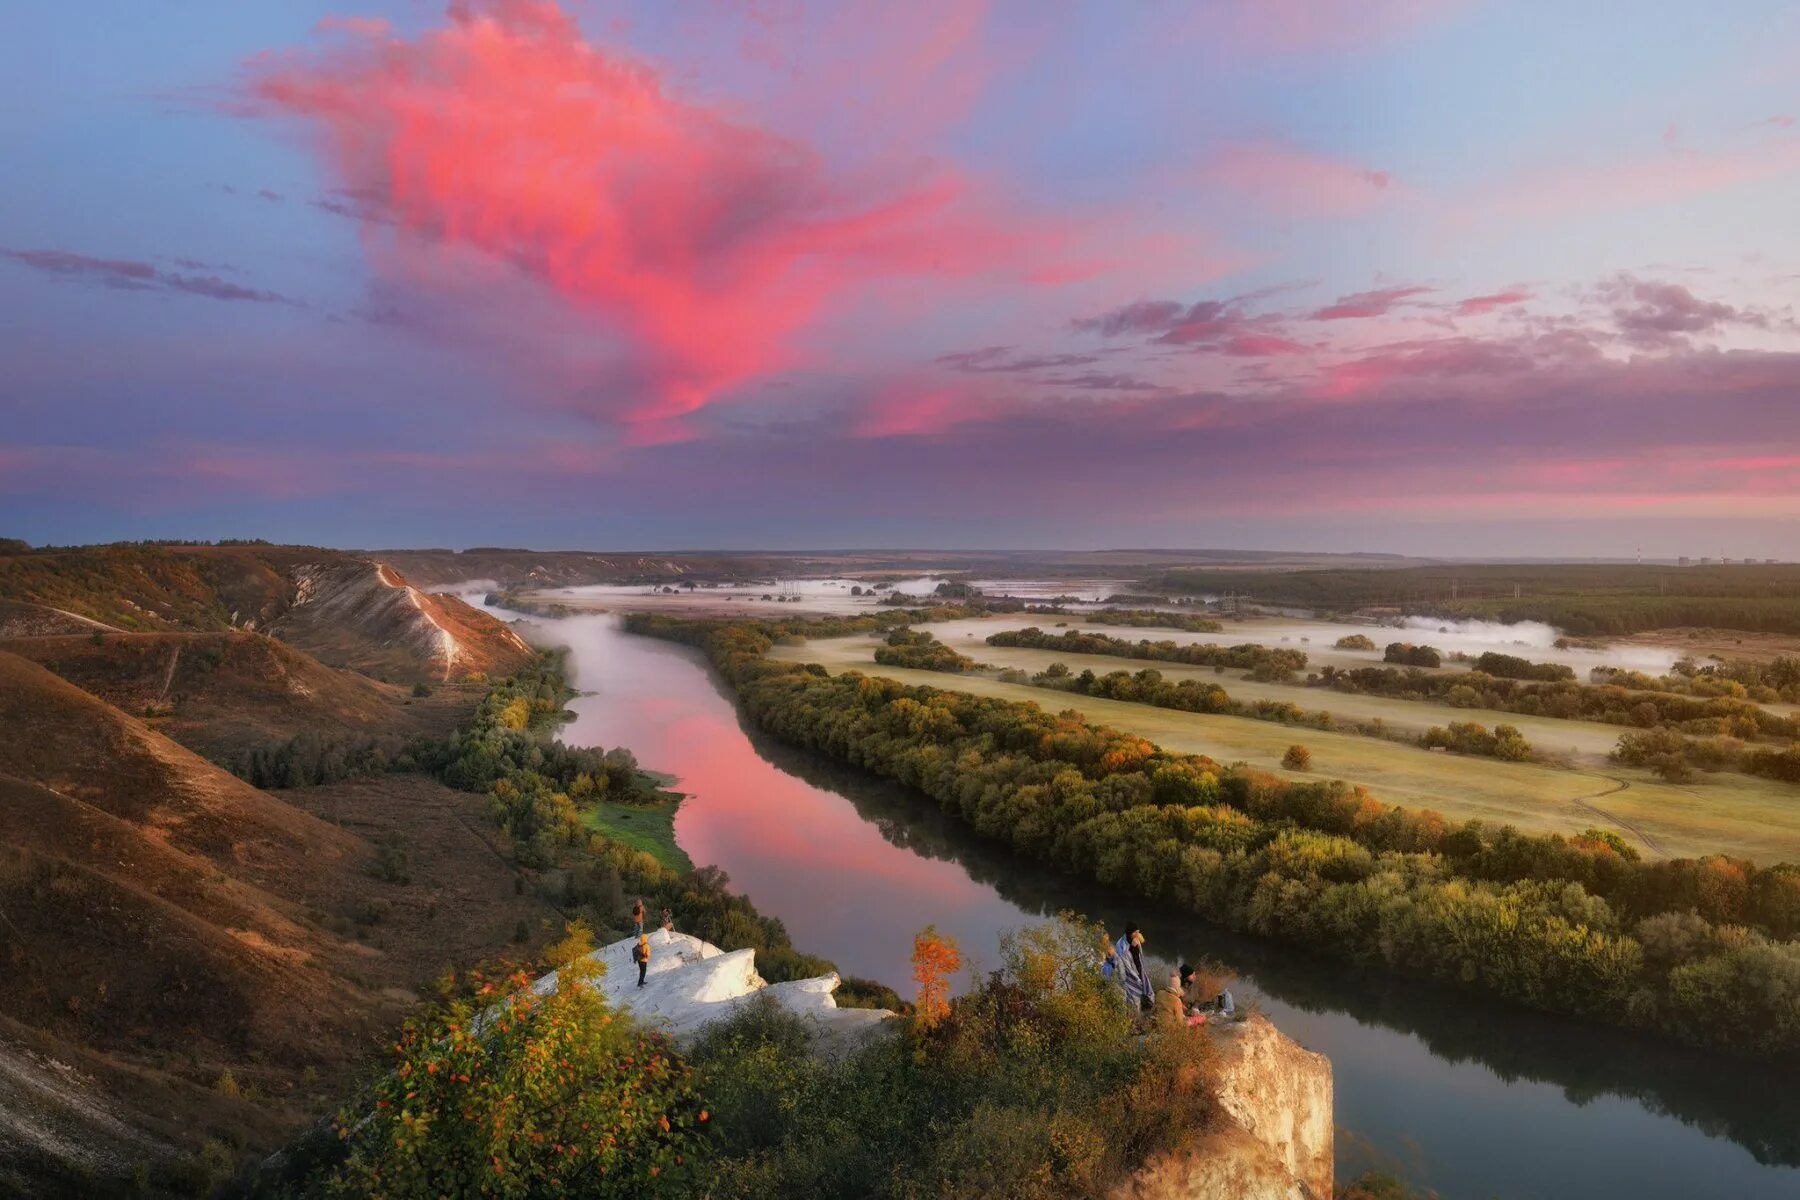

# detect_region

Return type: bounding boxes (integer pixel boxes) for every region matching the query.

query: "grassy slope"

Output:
[0,650,561,1190]
[581,800,693,873]
[1,630,475,766]
[768,637,1800,865]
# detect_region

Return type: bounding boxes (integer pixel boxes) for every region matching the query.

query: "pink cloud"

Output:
[1311,284,1434,320]
[1202,142,1400,217]
[852,380,997,439]
[1453,286,1533,316]
[248,1,1116,430]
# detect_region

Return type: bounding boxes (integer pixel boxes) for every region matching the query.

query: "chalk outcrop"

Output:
[273,559,532,682]
[1112,1014,1334,1200]
[532,930,895,1048]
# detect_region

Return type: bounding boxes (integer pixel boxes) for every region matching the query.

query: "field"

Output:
[582,798,693,872]
[768,628,1800,865]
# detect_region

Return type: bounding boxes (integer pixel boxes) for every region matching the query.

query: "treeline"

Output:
[1422,721,1533,760]
[1473,652,1576,682]
[1595,656,1800,705]
[1614,728,1800,785]
[1383,642,1443,667]
[872,627,981,673]
[1143,563,1800,636]
[1003,662,1537,761]
[1317,664,1798,740]
[628,612,1800,1059]
[239,730,436,788]
[1078,609,1225,633]
[989,626,1309,681]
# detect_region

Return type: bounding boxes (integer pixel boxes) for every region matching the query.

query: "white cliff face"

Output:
[531,930,895,1047]
[1112,1015,1334,1200]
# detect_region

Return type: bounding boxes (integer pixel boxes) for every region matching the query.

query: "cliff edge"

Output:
[1113,1014,1334,1200]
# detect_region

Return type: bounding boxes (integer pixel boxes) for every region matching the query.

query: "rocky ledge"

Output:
[531,929,895,1052]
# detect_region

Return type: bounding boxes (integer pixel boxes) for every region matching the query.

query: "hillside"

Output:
[0,544,532,684]
[0,630,467,767]
[0,651,558,1194]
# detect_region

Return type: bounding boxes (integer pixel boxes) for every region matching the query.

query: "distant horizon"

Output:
[7,532,1792,569]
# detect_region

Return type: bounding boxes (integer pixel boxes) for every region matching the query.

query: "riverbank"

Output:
[626,611,1800,1064]
[471,599,1800,1196]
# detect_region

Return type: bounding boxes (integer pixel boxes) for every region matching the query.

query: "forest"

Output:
[1143,563,1800,635]
[628,612,1800,1059]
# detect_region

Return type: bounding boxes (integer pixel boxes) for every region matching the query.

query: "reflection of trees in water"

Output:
[738,718,1800,1169]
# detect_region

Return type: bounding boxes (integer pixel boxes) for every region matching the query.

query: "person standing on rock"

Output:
[631,898,646,936]
[633,933,651,987]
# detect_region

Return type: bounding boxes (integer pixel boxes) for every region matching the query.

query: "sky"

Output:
[2,0,1798,556]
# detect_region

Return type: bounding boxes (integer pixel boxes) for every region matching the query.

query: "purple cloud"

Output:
[936,346,1102,373]
[1310,284,1435,320]
[2,248,292,304]
[1073,295,1303,355]
[1598,274,1764,349]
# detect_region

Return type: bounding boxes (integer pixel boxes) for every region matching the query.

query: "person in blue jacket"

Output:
[1102,924,1154,1013]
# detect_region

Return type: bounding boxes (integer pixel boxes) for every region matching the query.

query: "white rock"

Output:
[529,929,896,1047]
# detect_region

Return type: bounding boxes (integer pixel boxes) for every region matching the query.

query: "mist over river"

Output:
[475,598,1800,1199]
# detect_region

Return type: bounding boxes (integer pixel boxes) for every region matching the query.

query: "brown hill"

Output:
[274,560,532,683]
[0,652,558,1193]
[2,630,468,766]
[0,544,532,685]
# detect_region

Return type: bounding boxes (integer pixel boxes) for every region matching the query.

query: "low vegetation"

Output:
[630,612,1800,1060]
[1472,652,1576,682]
[1334,634,1376,650]
[287,917,1217,1199]
[1613,728,1800,785]
[989,626,1308,681]
[1383,642,1442,668]
[872,627,981,673]
[1078,608,1226,633]
[1421,721,1534,761]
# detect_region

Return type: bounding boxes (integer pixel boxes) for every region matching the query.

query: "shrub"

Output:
[1281,744,1313,771]
[329,933,707,1197]
[1333,634,1376,651]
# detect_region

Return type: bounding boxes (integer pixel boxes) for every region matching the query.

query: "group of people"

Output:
[628,898,674,987]
[1101,924,1235,1029]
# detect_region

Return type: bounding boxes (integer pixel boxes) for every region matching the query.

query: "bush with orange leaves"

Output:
[328,921,707,1198]
[911,924,962,1031]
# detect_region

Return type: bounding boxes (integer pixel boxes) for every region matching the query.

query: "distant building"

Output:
[1699,557,1714,565]
[1722,557,1734,566]
[1678,556,1691,567]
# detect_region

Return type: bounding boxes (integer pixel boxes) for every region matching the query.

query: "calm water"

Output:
[493,606,1800,1199]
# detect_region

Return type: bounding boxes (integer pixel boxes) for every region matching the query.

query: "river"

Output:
[488,604,1800,1199]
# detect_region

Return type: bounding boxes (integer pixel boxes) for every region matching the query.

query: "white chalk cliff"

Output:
[531,929,895,1049]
